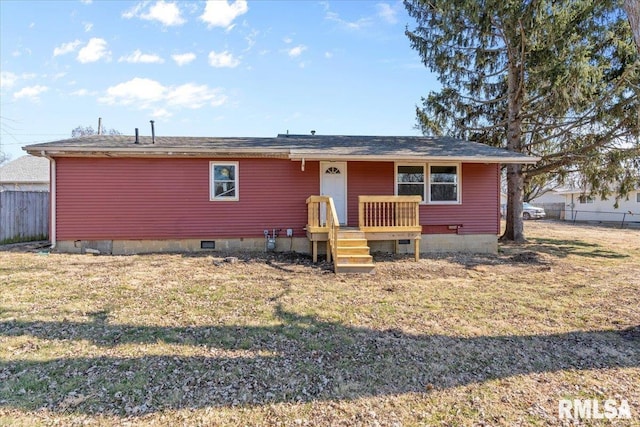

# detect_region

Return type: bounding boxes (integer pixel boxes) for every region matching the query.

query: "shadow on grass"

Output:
[525,238,629,259]
[1,305,638,416]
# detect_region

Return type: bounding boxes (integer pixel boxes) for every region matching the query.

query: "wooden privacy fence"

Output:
[0,191,49,244]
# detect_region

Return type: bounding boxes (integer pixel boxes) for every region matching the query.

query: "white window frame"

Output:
[578,194,594,204]
[210,161,239,201]
[427,162,461,204]
[395,163,426,202]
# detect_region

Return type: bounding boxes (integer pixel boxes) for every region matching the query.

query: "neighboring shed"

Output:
[0,155,50,191]
[24,134,538,272]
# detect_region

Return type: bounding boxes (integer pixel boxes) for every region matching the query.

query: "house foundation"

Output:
[55,233,497,256]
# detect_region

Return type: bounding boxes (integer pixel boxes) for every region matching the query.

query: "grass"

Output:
[0,220,639,426]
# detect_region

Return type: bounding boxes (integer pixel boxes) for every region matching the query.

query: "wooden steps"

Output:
[334,229,375,274]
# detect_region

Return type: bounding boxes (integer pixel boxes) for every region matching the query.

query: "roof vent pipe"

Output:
[311,130,316,135]
[97,117,102,135]
[150,120,155,144]
[135,128,139,144]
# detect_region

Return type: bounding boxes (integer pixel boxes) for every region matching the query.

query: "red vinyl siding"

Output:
[54,158,499,240]
[419,163,500,234]
[347,161,394,226]
[55,157,319,240]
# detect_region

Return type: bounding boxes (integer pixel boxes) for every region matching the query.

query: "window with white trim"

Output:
[636,192,640,203]
[428,164,460,203]
[578,194,594,204]
[210,162,238,201]
[396,165,425,201]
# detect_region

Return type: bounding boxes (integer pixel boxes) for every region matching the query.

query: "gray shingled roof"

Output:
[0,155,50,183]
[23,134,538,163]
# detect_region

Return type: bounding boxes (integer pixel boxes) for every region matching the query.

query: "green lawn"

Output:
[1,221,639,426]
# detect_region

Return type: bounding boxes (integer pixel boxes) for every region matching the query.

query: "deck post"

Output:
[414,239,420,261]
[312,240,318,263]
[326,241,332,263]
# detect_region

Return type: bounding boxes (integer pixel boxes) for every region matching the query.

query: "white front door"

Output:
[320,161,347,225]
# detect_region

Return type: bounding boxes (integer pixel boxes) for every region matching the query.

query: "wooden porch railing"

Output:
[307,195,422,265]
[358,195,422,232]
[306,195,329,232]
[306,195,339,268]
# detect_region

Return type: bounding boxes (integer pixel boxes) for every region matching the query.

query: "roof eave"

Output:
[24,146,291,159]
[25,146,540,164]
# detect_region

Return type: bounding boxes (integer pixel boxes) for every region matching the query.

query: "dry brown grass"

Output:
[1,220,639,426]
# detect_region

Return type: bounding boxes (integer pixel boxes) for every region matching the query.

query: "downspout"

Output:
[42,152,56,249]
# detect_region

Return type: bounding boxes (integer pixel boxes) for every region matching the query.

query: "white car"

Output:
[523,202,546,220]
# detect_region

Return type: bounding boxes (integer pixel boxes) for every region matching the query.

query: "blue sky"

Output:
[1,0,438,161]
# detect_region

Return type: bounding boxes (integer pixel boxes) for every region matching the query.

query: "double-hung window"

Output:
[395,163,461,204]
[429,164,459,203]
[210,162,238,201]
[396,165,425,201]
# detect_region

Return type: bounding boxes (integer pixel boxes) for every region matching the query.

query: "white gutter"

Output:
[289,153,541,164]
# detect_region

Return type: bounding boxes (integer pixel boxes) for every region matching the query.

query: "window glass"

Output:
[578,194,593,204]
[211,163,238,200]
[397,165,424,200]
[430,165,458,202]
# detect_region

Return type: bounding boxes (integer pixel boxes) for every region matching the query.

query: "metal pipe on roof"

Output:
[135,128,139,144]
[150,120,155,144]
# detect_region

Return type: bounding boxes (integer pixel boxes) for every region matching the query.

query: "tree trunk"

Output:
[624,0,640,53]
[501,59,526,242]
[502,164,525,242]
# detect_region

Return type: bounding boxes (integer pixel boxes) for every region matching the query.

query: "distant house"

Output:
[24,134,537,271]
[552,187,640,224]
[0,155,50,191]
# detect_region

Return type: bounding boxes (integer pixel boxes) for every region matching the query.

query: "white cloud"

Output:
[13,85,48,101]
[283,37,293,44]
[166,83,226,108]
[84,22,93,32]
[70,88,90,96]
[1,71,36,89]
[81,0,93,4]
[119,49,164,64]
[99,77,226,112]
[171,52,196,66]
[53,40,82,56]
[244,28,259,51]
[0,71,19,89]
[152,108,172,118]
[77,38,111,63]
[376,3,398,24]
[123,1,185,26]
[208,50,239,68]
[200,0,248,30]
[324,51,333,59]
[324,3,373,31]
[100,77,166,107]
[122,2,144,19]
[287,45,307,58]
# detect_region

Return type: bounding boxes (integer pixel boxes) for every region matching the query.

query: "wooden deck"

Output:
[306,195,422,273]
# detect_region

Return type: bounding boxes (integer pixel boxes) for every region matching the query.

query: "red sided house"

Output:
[24,134,538,272]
